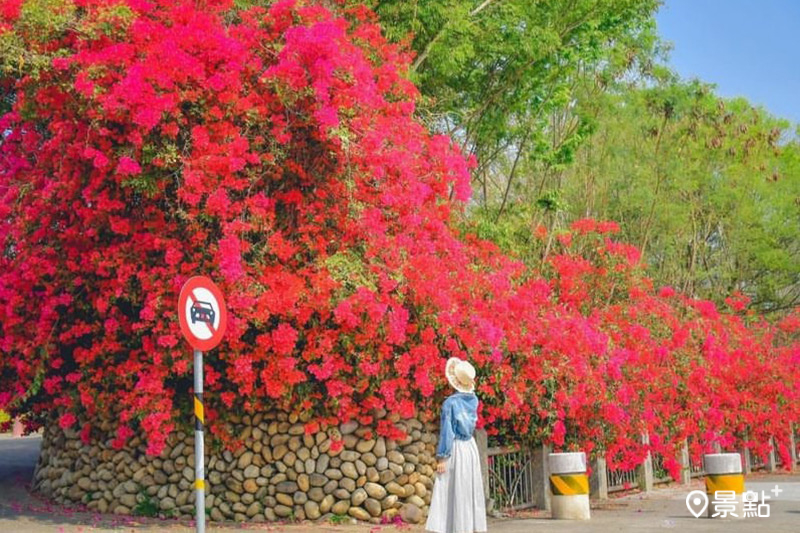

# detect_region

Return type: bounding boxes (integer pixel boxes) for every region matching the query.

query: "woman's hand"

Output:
[436,459,447,474]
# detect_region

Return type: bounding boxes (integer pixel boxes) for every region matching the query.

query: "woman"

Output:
[425,357,487,533]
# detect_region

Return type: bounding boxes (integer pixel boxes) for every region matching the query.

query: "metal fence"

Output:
[751,450,766,471]
[607,465,638,493]
[486,428,797,509]
[487,445,537,510]
[651,454,672,484]
[689,454,705,478]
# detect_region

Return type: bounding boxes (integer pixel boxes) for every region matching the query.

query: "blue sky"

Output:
[656,0,800,125]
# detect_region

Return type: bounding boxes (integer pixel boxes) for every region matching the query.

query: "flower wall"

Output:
[0,0,798,480]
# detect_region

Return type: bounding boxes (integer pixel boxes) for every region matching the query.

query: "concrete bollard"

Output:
[704,453,744,518]
[548,452,590,520]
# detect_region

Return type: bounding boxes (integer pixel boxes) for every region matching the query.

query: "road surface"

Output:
[1,434,799,532]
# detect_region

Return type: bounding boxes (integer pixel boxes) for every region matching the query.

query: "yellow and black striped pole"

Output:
[193,349,205,533]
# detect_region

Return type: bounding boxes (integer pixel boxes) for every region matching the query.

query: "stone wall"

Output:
[33,411,438,524]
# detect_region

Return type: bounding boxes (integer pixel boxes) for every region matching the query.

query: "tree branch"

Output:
[411,0,502,72]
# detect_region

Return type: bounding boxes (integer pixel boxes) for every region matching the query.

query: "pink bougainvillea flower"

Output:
[0,0,796,471]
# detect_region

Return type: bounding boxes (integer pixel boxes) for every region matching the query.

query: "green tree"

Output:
[366,0,661,208]
[560,78,800,311]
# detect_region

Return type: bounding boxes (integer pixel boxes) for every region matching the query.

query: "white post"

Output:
[12,417,24,437]
[637,433,654,492]
[194,349,205,533]
[589,456,608,500]
[548,452,590,520]
[741,447,752,475]
[680,440,692,485]
[475,429,491,512]
[531,444,552,512]
[767,437,777,472]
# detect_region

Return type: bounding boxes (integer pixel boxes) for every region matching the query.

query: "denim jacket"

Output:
[435,392,479,459]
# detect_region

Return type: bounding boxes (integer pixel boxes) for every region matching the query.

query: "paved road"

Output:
[1,435,799,532]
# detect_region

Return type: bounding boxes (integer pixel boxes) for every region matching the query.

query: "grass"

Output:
[329,513,349,524]
[132,492,159,518]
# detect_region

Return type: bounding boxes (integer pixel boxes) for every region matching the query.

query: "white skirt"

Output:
[425,437,487,533]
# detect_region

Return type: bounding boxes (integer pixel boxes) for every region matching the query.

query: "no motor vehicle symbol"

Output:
[178,276,227,351]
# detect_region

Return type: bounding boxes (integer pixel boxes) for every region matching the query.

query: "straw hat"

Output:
[445,357,476,393]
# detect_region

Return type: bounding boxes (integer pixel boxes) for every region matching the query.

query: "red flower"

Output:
[59,412,77,430]
[116,157,142,176]
[271,323,299,356]
[0,0,796,465]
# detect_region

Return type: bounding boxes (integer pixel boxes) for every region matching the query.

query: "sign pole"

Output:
[193,348,205,533]
[178,275,226,533]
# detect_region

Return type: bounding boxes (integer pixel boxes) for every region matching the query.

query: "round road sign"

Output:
[178,276,227,351]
